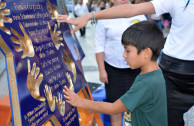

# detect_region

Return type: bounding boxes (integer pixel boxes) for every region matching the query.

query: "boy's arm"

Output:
[56,2,155,33]
[63,86,128,115]
[96,53,108,84]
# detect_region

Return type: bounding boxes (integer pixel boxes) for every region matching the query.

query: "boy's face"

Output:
[123,44,144,69]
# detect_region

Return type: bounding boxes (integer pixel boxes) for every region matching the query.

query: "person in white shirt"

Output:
[95,0,146,125]
[56,0,194,125]
[74,0,88,36]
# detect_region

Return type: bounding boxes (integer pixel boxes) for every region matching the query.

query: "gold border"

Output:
[0,35,22,126]
[44,115,62,126]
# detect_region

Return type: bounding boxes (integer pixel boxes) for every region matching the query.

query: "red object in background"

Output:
[0,96,11,126]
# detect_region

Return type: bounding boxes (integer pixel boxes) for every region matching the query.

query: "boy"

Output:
[63,21,167,126]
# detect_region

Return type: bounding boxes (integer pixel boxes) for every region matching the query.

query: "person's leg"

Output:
[79,29,83,36]
[159,54,194,126]
[82,27,86,36]
[110,113,122,126]
[162,71,194,126]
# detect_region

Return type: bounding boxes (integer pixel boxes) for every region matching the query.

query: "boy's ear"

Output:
[144,48,152,60]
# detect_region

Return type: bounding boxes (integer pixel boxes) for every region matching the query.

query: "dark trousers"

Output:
[79,27,85,36]
[74,14,86,36]
[104,62,140,103]
[159,53,194,126]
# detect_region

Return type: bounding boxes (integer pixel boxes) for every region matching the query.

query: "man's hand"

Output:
[63,86,82,107]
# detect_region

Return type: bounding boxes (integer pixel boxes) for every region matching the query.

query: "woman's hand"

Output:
[56,13,91,33]
[99,69,108,84]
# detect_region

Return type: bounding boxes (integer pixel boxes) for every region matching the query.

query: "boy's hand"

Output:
[63,86,81,107]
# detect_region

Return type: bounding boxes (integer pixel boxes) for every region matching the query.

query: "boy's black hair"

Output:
[122,21,164,61]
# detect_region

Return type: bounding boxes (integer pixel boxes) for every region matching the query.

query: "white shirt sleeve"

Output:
[151,0,175,16]
[94,20,106,54]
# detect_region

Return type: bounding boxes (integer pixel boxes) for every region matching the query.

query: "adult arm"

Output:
[56,2,155,33]
[96,53,108,84]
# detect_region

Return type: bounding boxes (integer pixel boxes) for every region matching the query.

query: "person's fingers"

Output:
[72,27,79,34]
[63,88,70,96]
[64,94,71,101]
[65,99,71,104]
[105,77,108,84]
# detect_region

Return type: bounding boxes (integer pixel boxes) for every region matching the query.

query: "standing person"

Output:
[63,21,167,126]
[95,1,101,12]
[56,0,194,125]
[100,1,106,10]
[95,0,146,125]
[74,0,88,36]
[91,0,97,12]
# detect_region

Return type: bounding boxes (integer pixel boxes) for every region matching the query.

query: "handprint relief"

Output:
[10,22,34,59]
[26,59,45,101]
[65,72,74,91]
[56,93,65,116]
[62,50,76,83]
[45,85,56,112]
[47,0,58,19]
[0,1,12,35]
[48,22,64,50]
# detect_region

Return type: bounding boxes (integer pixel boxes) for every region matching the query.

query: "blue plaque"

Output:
[0,0,87,125]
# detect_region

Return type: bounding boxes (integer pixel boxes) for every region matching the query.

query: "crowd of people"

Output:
[59,0,194,126]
